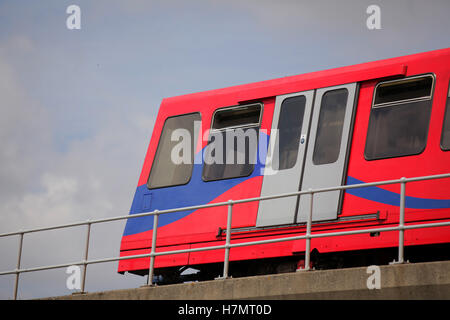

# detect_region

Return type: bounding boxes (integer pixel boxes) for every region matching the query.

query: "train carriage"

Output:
[118,48,450,280]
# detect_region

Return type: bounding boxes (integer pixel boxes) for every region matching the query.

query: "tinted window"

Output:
[313,89,348,165]
[276,96,306,170]
[212,105,261,130]
[147,113,200,189]
[203,104,261,181]
[202,128,258,181]
[374,76,433,105]
[441,84,450,150]
[365,75,434,160]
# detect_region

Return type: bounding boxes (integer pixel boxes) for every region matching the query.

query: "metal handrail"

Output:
[1,173,450,299]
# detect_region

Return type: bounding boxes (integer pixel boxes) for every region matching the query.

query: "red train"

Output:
[119,48,450,281]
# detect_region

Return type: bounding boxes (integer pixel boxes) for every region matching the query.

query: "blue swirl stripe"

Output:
[346,176,450,209]
[123,132,268,236]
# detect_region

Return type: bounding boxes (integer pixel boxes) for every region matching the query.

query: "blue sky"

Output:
[0,0,449,299]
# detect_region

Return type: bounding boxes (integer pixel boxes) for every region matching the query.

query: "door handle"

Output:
[300,134,306,145]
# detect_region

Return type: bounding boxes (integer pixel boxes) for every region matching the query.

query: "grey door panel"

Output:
[256,90,314,227]
[296,83,357,222]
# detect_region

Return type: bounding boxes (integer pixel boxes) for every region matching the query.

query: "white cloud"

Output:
[0,35,148,299]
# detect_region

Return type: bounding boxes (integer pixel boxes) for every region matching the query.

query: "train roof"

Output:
[162,47,450,108]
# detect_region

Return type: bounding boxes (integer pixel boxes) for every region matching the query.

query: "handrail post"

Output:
[391,177,407,265]
[147,210,159,286]
[13,232,24,300]
[80,221,91,293]
[222,200,233,279]
[398,178,406,264]
[305,190,313,271]
[298,190,313,271]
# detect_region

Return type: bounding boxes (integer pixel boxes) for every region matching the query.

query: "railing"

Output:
[1,173,450,299]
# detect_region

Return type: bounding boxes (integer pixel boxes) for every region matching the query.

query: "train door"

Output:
[296,83,357,222]
[256,90,314,226]
[256,83,357,227]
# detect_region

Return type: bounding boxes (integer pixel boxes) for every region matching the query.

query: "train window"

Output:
[441,82,450,150]
[276,96,306,170]
[203,104,261,181]
[365,75,434,160]
[374,76,433,105]
[147,113,201,189]
[212,104,261,130]
[313,89,349,165]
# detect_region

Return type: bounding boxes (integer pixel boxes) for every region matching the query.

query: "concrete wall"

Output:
[47,260,450,300]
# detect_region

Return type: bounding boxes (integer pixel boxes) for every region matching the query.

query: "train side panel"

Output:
[119,48,450,274]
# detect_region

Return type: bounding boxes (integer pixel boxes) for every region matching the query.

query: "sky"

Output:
[0,0,449,299]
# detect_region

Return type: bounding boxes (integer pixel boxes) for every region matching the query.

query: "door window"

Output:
[312,89,349,165]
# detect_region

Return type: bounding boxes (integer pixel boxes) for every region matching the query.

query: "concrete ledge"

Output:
[47,260,450,300]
